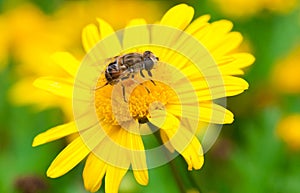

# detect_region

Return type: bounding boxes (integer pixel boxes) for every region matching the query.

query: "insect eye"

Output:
[156,57,159,61]
[143,51,152,58]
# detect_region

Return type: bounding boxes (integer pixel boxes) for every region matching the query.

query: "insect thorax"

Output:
[120,53,143,67]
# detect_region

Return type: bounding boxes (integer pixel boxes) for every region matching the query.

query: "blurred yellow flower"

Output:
[264,0,298,13]
[277,114,300,150]
[4,4,74,118]
[213,0,298,18]
[32,4,254,193]
[271,47,300,93]
[54,0,162,31]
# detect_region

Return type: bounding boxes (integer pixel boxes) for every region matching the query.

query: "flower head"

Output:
[277,114,300,150]
[272,47,300,94]
[33,4,254,193]
[213,0,298,18]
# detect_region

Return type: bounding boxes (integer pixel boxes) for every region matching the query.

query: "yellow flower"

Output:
[213,0,298,18]
[271,47,300,93]
[277,114,300,150]
[263,0,298,13]
[54,0,163,32]
[4,4,74,118]
[33,4,254,193]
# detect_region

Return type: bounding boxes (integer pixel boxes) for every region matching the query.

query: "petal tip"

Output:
[32,134,44,147]
[32,78,41,89]
[46,168,57,178]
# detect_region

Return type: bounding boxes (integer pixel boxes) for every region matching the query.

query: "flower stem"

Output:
[152,129,186,193]
[168,159,187,193]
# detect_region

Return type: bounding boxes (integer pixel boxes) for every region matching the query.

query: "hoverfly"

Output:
[96,51,159,102]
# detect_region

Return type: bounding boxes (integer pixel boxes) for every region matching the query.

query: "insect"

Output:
[96,51,159,102]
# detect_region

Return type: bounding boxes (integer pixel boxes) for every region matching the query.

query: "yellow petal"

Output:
[97,18,116,40]
[32,122,77,147]
[212,32,243,58]
[163,128,203,170]
[181,137,204,170]
[160,4,194,30]
[83,153,107,193]
[47,125,104,178]
[168,74,249,102]
[82,23,101,53]
[33,76,73,98]
[189,24,211,42]
[105,166,128,193]
[149,109,179,130]
[129,132,148,185]
[199,102,234,124]
[185,14,211,35]
[133,170,148,186]
[149,110,188,152]
[160,130,175,152]
[90,127,132,169]
[217,53,255,75]
[123,19,149,50]
[198,20,234,52]
[212,19,234,33]
[9,78,64,109]
[196,76,249,100]
[149,110,204,170]
[47,137,90,178]
[51,52,80,77]
[165,102,234,124]
[165,103,200,122]
[126,19,147,27]
[82,19,121,58]
[97,18,122,57]
[152,5,194,56]
[223,76,249,96]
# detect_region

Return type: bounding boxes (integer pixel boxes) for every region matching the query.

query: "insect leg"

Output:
[131,78,150,94]
[121,83,127,102]
[140,70,145,78]
[147,70,153,77]
[140,69,156,86]
[150,79,156,86]
[146,70,156,86]
[120,75,130,102]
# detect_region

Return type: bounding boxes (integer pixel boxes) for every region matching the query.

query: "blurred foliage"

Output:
[1,0,300,193]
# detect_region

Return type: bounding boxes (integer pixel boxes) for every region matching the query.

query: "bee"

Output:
[96,51,159,102]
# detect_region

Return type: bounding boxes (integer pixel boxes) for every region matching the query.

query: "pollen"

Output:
[94,80,118,125]
[94,79,178,126]
[129,81,178,122]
